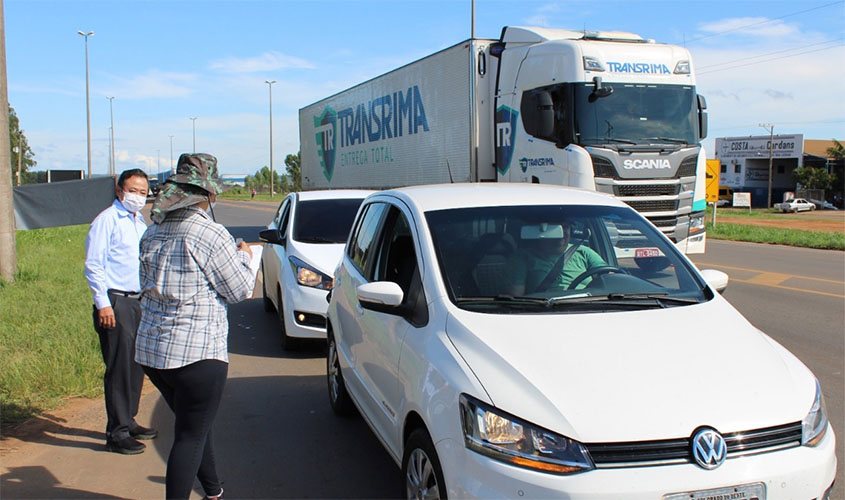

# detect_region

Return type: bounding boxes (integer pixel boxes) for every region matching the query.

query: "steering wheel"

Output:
[567,266,628,290]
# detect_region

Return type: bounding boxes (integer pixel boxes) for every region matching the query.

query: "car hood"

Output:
[287,239,346,277]
[445,296,815,443]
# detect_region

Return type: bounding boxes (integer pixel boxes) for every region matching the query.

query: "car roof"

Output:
[295,189,375,201]
[372,183,627,212]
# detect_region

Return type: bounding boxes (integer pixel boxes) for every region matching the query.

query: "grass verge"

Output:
[219,191,286,203]
[706,222,845,250]
[0,225,102,429]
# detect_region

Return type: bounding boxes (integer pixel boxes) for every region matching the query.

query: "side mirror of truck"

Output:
[697,94,708,139]
[520,90,555,139]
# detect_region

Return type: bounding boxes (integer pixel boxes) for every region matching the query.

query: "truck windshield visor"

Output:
[574,84,697,148]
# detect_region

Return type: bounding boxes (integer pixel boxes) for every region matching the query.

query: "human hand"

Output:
[238,240,253,258]
[98,306,116,329]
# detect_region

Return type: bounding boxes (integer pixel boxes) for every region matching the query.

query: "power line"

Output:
[682,0,843,45]
[697,43,844,75]
[697,38,844,70]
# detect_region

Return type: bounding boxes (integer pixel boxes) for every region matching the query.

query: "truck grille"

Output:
[591,155,618,178]
[615,184,680,197]
[626,200,679,212]
[586,422,802,468]
[676,155,698,178]
[647,216,678,228]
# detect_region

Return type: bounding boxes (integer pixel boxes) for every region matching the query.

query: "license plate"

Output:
[635,248,661,258]
[663,483,766,500]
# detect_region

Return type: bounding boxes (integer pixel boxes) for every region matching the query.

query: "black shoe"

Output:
[129,424,158,440]
[106,436,146,455]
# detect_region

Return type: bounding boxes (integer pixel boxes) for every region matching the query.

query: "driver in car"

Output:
[506,222,606,294]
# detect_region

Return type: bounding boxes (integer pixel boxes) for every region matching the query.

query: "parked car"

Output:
[778,198,816,213]
[717,186,733,206]
[326,184,836,499]
[259,189,373,349]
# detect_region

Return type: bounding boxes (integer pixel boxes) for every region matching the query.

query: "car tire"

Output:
[277,287,299,351]
[403,428,447,500]
[261,264,274,313]
[327,332,355,416]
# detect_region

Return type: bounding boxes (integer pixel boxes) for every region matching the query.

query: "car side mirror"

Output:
[357,281,405,314]
[259,228,284,246]
[700,269,728,294]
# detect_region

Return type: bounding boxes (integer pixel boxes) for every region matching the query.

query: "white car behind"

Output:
[259,189,372,349]
[326,183,836,499]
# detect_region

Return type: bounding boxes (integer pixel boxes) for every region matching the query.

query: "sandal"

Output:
[205,488,223,500]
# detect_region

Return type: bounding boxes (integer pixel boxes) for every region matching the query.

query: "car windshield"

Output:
[574,83,697,147]
[426,204,708,314]
[293,198,364,244]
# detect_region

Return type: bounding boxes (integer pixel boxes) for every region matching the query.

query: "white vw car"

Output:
[326,184,836,499]
[259,189,372,349]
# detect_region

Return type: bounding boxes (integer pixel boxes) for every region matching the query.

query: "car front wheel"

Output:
[403,428,447,500]
[261,264,274,313]
[327,332,355,416]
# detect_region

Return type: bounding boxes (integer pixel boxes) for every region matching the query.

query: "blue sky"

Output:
[6,0,844,176]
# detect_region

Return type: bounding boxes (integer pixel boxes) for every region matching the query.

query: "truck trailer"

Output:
[300,26,709,254]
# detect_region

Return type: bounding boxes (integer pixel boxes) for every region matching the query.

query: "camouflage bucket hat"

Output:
[150,153,231,224]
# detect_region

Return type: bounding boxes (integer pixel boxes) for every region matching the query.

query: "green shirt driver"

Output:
[507,222,606,294]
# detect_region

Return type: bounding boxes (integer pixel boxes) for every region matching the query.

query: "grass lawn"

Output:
[0,225,103,428]
[706,222,844,250]
[219,191,286,203]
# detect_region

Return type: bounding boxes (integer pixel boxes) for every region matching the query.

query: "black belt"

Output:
[108,289,141,299]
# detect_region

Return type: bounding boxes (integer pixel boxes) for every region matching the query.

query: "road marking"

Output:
[693,262,844,285]
[746,272,791,286]
[725,277,844,298]
[693,261,845,298]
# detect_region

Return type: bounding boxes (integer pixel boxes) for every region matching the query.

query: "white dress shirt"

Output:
[84,199,148,310]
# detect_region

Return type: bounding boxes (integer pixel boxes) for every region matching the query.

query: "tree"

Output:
[826,139,843,159]
[792,165,835,190]
[284,151,301,192]
[9,106,35,185]
[244,166,281,193]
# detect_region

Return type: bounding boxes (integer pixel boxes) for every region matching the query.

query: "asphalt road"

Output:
[1,201,841,499]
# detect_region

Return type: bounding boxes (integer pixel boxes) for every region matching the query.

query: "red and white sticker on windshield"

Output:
[635,248,661,258]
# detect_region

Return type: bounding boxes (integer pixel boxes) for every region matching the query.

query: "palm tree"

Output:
[827,139,843,159]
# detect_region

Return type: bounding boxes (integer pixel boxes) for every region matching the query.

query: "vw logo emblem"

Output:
[692,428,727,470]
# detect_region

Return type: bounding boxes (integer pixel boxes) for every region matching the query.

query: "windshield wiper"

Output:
[297,236,338,244]
[547,293,700,308]
[456,295,550,306]
[581,137,637,145]
[643,137,689,145]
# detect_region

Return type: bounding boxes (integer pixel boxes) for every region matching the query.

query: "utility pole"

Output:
[169,135,174,174]
[1,1,18,282]
[107,96,115,176]
[265,80,276,196]
[16,129,22,185]
[189,117,197,153]
[78,30,94,178]
[759,123,774,209]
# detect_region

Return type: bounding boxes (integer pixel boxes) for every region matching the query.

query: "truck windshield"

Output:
[574,83,697,148]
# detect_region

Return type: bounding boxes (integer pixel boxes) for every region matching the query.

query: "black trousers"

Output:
[92,292,145,441]
[143,359,227,500]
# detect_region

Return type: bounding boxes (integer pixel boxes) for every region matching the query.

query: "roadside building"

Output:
[220,174,247,187]
[714,135,842,207]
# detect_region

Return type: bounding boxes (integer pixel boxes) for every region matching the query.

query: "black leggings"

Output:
[143,360,228,500]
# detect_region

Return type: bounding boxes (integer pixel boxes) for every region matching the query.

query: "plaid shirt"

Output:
[135,207,254,369]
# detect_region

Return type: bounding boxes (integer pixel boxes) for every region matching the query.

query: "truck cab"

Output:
[492,27,708,254]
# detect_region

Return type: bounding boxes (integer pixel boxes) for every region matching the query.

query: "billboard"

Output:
[715,134,803,160]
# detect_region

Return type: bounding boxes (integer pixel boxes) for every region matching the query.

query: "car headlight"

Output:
[289,256,333,290]
[802,379,828,447]
[459,394,594,475]
[689,214,706,234]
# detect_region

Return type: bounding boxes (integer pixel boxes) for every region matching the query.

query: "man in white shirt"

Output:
[84,169,158,454]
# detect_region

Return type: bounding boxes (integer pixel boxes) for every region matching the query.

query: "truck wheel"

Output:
[327,332,355,416]
[403,428,447,500]
[277,287,299,351]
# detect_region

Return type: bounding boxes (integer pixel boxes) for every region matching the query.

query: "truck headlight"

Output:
[802,379,828,447]
[689,214,706,234]
[289,256,333,290]
[459,394,594,474]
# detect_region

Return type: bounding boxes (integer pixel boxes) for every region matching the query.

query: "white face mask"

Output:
[121,192,146,213]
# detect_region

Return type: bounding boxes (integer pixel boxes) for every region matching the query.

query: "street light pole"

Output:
[107,96,115,176]
[157,149,161,178]
[169,135,174,174]
[759,123,774,208]
[189,117,197,153]
[78,30,94,178]
[265,80,276,196]
[16,129,22,186]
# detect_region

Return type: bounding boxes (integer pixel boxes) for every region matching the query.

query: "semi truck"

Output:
[300,26,709,254]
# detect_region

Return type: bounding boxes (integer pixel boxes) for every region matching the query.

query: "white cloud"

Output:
[209,51,315,73]
[99,70,199,100]
[697,17,799,39]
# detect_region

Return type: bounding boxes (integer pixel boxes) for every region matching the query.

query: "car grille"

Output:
[626,199,679,212]
[591,155,617,178]
[676,155,698,177]
[586,422,802,468]
[615,184,680,197]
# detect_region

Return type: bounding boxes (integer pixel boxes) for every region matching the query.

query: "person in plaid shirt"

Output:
[136,153,254,500]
